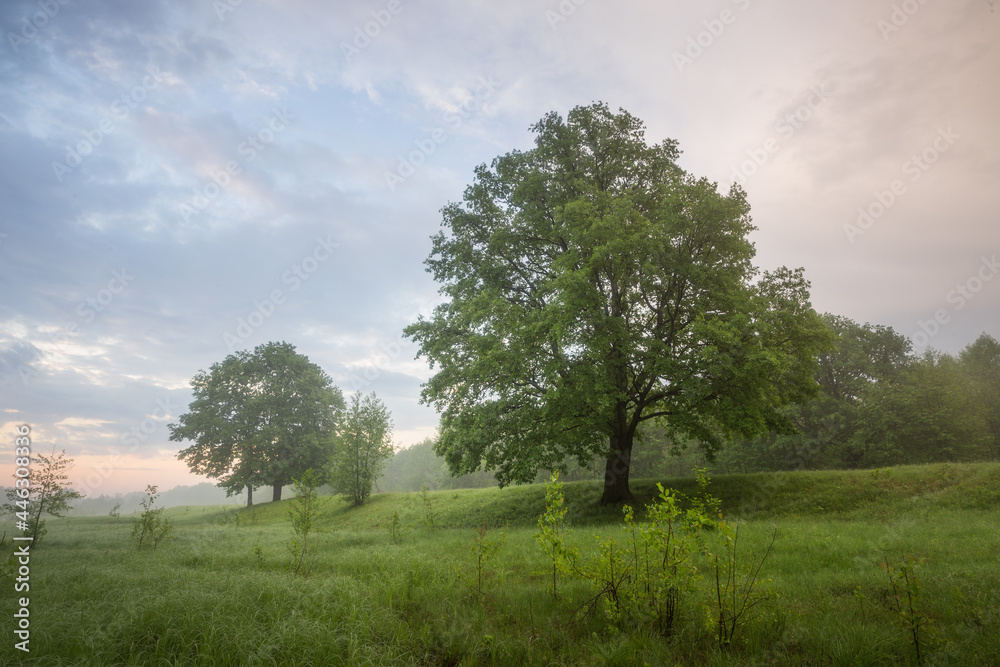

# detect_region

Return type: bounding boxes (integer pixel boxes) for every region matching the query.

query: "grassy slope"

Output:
[3,462,999,666]
[197,461,1000,532]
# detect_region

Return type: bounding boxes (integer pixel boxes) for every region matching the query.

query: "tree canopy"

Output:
[405,102,833,504]
[329,391,394,507]
[169,341,344,505]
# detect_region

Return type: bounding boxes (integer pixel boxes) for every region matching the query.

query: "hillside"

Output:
[169,461,1000,530]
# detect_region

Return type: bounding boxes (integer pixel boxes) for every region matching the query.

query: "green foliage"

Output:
[2,449,84,547]
[420,485,439,530]
[725,319,1000,474]
[405,102,833,504]
[288,469,325,576]
[108,502,121,518]
[959,333,1000,459]
[850,350,992,466]
[330,391,395,507]
[170,341,344,505]
[386,509,410,544]
[711,521,778,647]
[378,438,498,492]
[881,554,938,663]
[568,476,726,636]
[468,522,506,596]
[130,485,172,550]
[534,471,577,598]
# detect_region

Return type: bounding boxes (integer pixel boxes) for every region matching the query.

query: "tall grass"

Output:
[1,462,998,665]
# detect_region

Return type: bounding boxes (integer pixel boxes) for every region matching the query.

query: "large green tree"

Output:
[404,103,832,504]
[169,342,344,505]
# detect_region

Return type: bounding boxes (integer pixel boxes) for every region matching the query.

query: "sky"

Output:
[1,0,997,497]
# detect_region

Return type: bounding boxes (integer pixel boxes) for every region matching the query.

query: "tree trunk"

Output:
[600,429,635,505]
[272,485,282,502]
[246,485,253,508]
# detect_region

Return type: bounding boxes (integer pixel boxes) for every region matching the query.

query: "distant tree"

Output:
[2,448,83,546]
[722,314,913,471]
[378,438,448,492]
[849,350,991,466]
[959,333,1000,459]
[329,392,394,506]
[170,342,344,506]
[405,102,832,503]
[378,438,499,492]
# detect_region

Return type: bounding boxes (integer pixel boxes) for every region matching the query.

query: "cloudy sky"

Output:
[1,0,997,496]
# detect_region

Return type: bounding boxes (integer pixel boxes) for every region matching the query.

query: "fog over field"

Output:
[1,0,997,496]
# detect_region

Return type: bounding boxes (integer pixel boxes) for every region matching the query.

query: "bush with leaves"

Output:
[386,510,410,544]
[288,468,325,576]
[468,522,506,596]
[534,470,578,599]
[131,485,172,550]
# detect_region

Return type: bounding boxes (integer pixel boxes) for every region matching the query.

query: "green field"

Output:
[3,462,1000,665]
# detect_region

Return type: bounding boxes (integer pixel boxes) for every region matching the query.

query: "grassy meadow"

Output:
[3,462,1000,665]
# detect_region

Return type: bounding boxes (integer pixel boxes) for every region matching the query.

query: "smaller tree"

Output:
[2,448,83,546]
[329,392,395,507]
[131,485,172,549]
[288,468,325,576]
